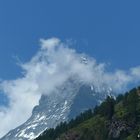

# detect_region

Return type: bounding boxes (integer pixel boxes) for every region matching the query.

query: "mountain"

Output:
[35,86,140,140]
[1,79,112,140]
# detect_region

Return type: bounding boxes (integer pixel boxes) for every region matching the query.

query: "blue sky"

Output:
[0,0,140,104]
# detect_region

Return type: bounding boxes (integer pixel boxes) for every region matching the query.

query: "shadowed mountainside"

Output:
[36,86,140,140]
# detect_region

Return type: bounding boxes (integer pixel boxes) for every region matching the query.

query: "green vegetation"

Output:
[35,87,140,140]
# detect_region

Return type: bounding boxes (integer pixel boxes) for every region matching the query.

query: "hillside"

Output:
[35,87,140,140]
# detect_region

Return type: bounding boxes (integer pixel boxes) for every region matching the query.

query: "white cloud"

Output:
[130,66,140,79]
[40,37,60,50]
[0,37,140,137]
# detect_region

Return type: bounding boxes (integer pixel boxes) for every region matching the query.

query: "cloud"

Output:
[40,37,60,50]
[0,38,140,137]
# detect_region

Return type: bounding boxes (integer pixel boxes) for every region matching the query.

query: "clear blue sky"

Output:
[0,0,140,104]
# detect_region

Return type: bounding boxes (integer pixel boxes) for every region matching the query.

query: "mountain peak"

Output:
[1,79,113,140]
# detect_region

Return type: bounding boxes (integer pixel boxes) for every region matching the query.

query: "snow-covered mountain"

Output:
[1,78,113,140]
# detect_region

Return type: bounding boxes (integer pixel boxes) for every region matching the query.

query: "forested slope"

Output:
[36,87,140,140]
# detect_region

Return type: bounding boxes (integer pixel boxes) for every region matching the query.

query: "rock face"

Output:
[1,79,112,140]
[108,118,132,138]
